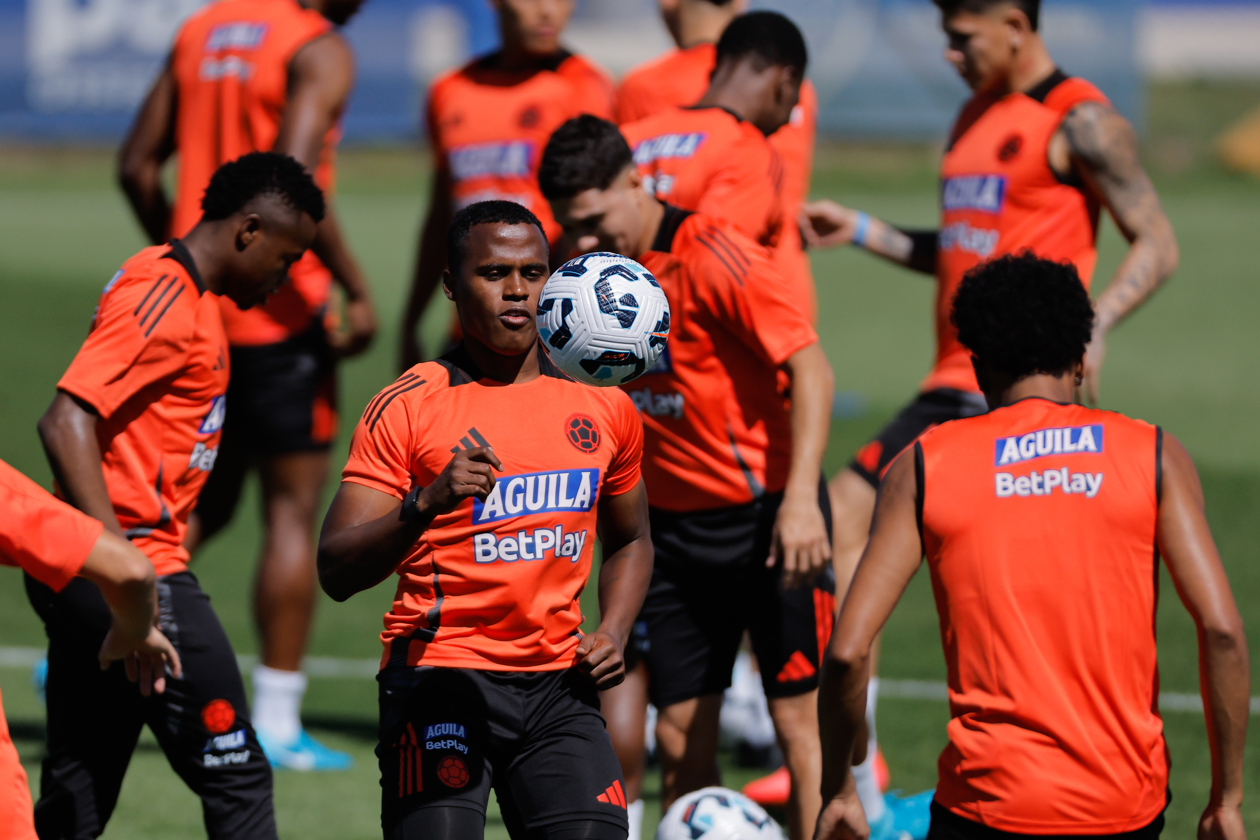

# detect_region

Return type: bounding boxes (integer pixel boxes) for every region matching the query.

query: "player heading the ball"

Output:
[540,116,835,840]
[318,200,653,840]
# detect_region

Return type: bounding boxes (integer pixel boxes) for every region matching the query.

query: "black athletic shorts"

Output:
[850,388,989,487]
[377,666,628,840]
[225,321,338,454]
[927,801,1165,840]
[25,571,276,840]
[638,479,835,709]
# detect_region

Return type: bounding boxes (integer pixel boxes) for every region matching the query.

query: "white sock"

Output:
[251,665,307,745]
[853,676,886,822]
[627,799,645,840]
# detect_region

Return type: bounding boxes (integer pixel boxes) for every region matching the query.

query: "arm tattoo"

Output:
[1061,101,1179,331]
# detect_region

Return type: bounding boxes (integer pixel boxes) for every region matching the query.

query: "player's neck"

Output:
[179,225,224,296]
[462,338,542,385]
[695,83,749,124]
[985,372,1077,411]
[1003,38,1056,96]
[495,43,562,73]
[636,198,667,259]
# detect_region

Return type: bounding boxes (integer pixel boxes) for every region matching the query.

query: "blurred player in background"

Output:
[541,116,834,840]
[32,153,323,840]
[617,0,819,322]
[610,11,809,830]
[800,0,1179,828]
[319,201,652,840]
[399,0,616,370]
[118,0,377,770]
[817,254,1247,840]
[1,460,180,840]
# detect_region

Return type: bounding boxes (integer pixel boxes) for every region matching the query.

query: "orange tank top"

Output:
[170,0,337,346]
[918,398,1167,834]
[929,71,1108,392]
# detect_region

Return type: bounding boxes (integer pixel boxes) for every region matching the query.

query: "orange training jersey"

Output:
[930,70,1109,393]
[427,51,615,246]
[57,241,230,576]
[918,398,1166,833]
[341,346,642,671]
[0,459,101,593]
[616,43,819,319]
[622,105,784,249]
[629,207,817,512]
[170,0,337,347]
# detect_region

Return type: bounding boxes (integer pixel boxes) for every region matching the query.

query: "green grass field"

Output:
[2,81,1260,838]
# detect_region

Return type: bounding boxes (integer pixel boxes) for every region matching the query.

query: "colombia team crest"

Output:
[566,414,601,454]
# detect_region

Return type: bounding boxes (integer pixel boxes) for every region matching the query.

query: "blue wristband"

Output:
[852,212,872,248]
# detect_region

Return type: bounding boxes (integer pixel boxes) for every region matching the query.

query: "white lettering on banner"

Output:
[994,425,1104,465]
[203,730,246,753]
[628,387,685,419]
[189,443,219,472]
[939,222,998,258]
[424,723,465,739]
[995,469,1104,498]
[473,469,599,524]
[473,527,588,564]
[199,56,254,81]
[632,133,707,165]
[448,141,533,181]
[204,22,268,51]
[941,175,1007,213]
[203,749,250,767]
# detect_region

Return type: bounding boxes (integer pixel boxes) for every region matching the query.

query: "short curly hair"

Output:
[538,115,633,202]
[950,252,1094,379]
[447,200,546,275]
[201,152,325,223]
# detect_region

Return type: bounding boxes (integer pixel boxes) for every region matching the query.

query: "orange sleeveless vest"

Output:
[918,398,1167,834]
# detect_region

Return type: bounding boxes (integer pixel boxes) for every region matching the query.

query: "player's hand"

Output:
[330,296,378,359]
[98,622,182,697]
[800,200,861,249]
[770,491,832,589]
[574,630,625,690]
[1079,325,1106,406]
[815,785,869,840]
[1199,803,1246,840]
[416,446,504,518]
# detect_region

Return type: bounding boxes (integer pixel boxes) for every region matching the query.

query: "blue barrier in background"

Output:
[0,0,1140,143]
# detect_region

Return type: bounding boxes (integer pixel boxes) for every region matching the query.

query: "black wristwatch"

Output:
[399,485,426,523]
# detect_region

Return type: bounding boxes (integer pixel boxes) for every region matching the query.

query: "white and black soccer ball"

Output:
[537,252,670,387]
[656,787,784,840]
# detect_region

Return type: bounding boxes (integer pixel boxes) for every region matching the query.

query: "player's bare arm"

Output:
[580,479,654,690]
[400,166,456,371]
[1154,432,1248,840]
[816,451,922,840]
[37,391,126,538]
[276,32,378,358]
[1054,100,1179,404]
[317,446,504,601]
[773,341,834,589]
[799,199,938,275]
[117,59,177,245]
[80,531,183,696]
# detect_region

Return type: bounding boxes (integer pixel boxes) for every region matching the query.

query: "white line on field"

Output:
[1,646,1254,715]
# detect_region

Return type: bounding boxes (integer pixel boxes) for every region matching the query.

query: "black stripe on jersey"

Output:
[162,239,206,294]
[368,378,427,433]
[650,204,694,254]
[132,276,167,317]
[144,284,184,337]
[363,373,421,422]
[139,276,181,328]
[696,231,748,286]
[914,441,926,553]
[1025,67,1070,104]
[413,559,445,643]
[707,227,750,273]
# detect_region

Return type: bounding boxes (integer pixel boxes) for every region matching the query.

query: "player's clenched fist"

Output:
[574,631,625,690]
[414,446,504,516]
[799,200,861,248]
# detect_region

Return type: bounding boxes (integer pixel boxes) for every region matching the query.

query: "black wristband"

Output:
[399,485,425,523]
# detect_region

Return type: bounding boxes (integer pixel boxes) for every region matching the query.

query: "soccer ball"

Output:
[656,787,784,840]
[537,252,670,387]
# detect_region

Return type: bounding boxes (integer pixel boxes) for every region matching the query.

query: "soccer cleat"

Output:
[741,765,790,807]
[884,789,934,840]
[257,728,354,771]
[868,806,912,840]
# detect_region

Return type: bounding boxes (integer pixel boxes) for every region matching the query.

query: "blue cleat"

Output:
[885,789,934,840]
[257,728,354,772]
[868,806,911,840]
[32,657,47,706]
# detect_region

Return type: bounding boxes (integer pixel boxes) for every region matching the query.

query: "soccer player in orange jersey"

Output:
[541,117,835,840]
[318,201,652,840]
[32,153,322,840]
[0,459,180,840]
[118,0,375,769]
[617,1,820,321]
[800,0,1179,827]
[399,0,616,370]
[817,254,1248,840]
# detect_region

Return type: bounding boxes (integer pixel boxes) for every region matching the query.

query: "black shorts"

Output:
[25,571,276,840]
[850,388,988,487]
[225,322,338,454]
[927,801,1164,840]
[377,666,628,839]
[638,479,835,709]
